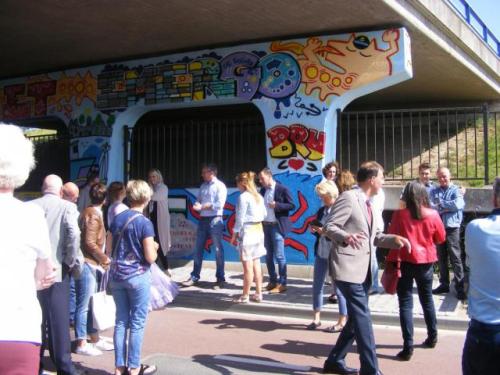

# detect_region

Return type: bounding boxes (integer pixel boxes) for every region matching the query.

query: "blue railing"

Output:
[447,0,500,56]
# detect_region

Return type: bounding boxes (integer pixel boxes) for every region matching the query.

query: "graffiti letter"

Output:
[220,52,261,100]
[305,128,325,160]
[289,124,310,159]
[267,125,293,158]
[3,84,31,120]
[27,80,57,117]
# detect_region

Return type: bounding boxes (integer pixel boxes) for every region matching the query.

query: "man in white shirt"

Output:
[462,177,500,375]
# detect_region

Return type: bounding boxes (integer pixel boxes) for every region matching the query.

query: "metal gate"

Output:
[127,104,267,188]
[337,105,500,185]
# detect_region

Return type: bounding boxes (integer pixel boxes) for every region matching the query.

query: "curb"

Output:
[169,291,469,331]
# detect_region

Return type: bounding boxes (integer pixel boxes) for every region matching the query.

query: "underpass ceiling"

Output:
[1,0,499,109]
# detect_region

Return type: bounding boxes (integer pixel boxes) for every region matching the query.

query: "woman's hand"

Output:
[230,232,238,245]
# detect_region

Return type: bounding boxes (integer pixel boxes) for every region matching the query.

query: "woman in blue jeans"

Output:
[107,180,158,375]
[307,181,347,331]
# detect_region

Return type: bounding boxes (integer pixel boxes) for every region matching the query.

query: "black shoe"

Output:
[306,321,321,330]
[322,360,358,374]
[396,347,413,361]
[456,290,467,301]
[432,284,450,294]
[213,281,225,290]
[422,337,437,348]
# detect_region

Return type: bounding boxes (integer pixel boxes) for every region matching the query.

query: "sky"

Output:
[459,0,500,43]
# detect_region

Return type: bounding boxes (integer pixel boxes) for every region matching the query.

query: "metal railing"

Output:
[447,0,500,56]
[337,106,500,186]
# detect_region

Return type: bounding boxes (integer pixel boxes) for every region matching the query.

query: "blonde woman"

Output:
[230,172,267,303]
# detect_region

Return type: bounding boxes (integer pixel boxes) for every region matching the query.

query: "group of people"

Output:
[0,124,176,375]
[1,121,498,375]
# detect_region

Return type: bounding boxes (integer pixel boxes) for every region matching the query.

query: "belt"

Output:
[262,221,277,225]
[200,215,222,219]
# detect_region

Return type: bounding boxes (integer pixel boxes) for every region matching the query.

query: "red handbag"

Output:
[381,259,401,295]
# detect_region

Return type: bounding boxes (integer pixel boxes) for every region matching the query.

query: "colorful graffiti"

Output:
[267,124,325,172]
[271,29,400,101]
[0,73,97,121]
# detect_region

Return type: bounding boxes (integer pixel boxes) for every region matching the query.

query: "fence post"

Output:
[483,104,489,185]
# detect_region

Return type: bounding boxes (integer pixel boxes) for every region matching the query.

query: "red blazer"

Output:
[386,207,446,264]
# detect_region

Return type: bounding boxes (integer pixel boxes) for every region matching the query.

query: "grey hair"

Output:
[0,124,35,190]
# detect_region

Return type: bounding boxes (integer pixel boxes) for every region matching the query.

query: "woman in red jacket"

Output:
[387,181,446,361]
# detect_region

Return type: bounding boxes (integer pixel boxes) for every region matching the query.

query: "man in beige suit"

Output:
[323,161,410,375]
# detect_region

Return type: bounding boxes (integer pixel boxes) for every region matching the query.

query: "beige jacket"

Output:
[324,189,401,284]
[79,206,107,266]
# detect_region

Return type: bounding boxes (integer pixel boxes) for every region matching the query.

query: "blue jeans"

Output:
[312,256,329,311]
[328,278,378,375]
[462,319,500,375]
[264,223,287,285]
[397,262,437,349]
[69,276,76,324]
[336,286,348,316]
[111,271,151,369]
[74,263,97,340]
[191,216,225,282]
[371,249,381,291]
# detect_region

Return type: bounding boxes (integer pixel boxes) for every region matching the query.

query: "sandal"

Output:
[325,324,345,333]
[306,321,321,330]
[138,364,157,375]
[234,295,250,303]
[250,293,263,303]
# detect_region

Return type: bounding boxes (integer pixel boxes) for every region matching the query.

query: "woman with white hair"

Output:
[0,124,56,374]
[147,169,171,273]
[107,180,158,375]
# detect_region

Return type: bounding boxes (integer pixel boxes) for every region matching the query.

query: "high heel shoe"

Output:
[234,295,250,303]
[250,293,263,303]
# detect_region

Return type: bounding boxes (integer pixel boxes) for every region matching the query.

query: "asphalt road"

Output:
[48,305,466,375]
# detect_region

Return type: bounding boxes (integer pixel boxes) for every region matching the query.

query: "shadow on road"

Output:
[199,318,307,332]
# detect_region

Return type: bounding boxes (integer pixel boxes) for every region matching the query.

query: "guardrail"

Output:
[447,0,500,56]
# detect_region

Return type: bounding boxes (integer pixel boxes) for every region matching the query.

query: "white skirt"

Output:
[238,223,266,261]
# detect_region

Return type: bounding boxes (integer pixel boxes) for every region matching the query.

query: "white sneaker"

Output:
[75,343,103,356]
[95,339,114,351]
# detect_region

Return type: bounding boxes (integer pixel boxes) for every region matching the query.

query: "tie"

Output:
[366,200,373,227]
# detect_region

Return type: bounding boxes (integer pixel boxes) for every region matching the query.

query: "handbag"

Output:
[381,258,401,295]
[92,290,116,331]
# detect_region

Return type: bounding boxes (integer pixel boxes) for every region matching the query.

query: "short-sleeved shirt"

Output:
[109,209,155,281]
[0,193,51,343]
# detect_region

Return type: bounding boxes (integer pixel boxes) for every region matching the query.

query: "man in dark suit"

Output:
[323,161,411,375]
[32,175,84,375]
[258,167,295,294]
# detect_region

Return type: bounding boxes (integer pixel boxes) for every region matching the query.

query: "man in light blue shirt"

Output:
[183,163,227,289]
[462,177,500,375]
[429,167,466,299]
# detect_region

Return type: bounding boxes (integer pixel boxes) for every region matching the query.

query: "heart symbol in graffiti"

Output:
[288,158,304,170]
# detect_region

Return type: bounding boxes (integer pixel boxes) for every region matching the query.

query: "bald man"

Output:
[31,175,83,375]
[62,182,79,204]
[429,167,466,300]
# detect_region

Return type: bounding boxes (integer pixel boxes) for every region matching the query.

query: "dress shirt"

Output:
[263,181,277,222]
[429,183,464,228]
[465,208,500,324]
[197,176,227,217]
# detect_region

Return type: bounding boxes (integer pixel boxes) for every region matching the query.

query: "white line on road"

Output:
[214,355,311,372]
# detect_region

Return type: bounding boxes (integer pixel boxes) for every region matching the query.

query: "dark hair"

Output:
[322,161,340,179]
[89,182,107,205]
[86,171,100,184]
[418,162,431,172]
[259,167,273,177]
[202,163,218,175]
[107,181,125,203]
[402,181,430,220]
[357,161,383,183]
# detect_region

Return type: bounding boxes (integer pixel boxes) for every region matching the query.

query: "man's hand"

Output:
[344,232,366,249]
[202,202,213,210]
[230,233,238,245]
[37,269,57,290]
[396,235,412,253]
[268,201,276,209]
[193,202,202,211]
[310,225,323,235]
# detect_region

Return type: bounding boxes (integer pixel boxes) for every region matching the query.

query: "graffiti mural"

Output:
[0,27,412,265]
[271,29,400,101]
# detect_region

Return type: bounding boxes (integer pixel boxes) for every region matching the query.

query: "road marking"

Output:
[214,355,311,372]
